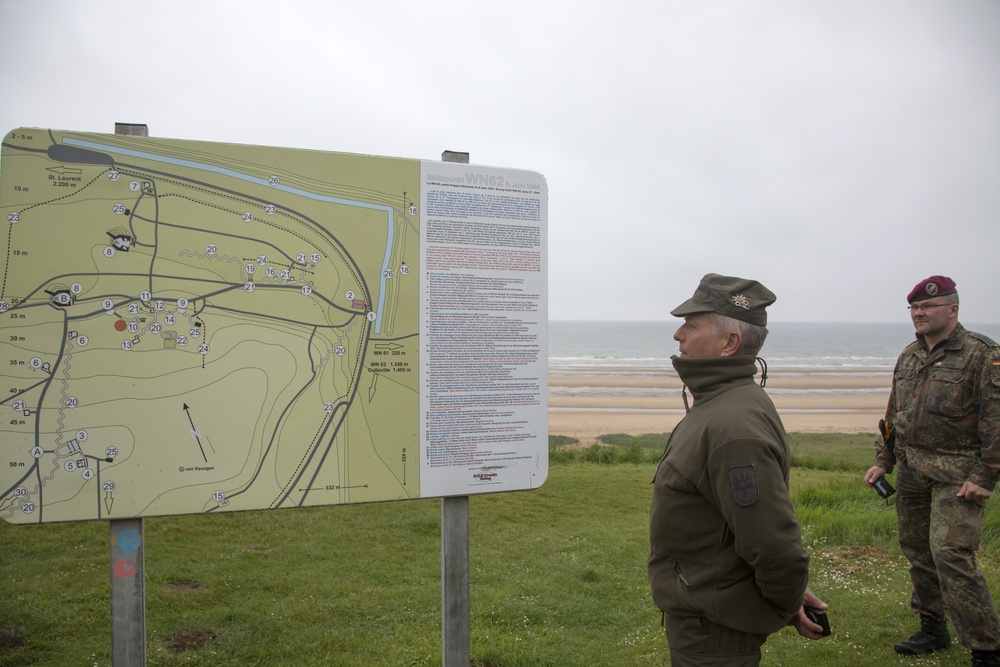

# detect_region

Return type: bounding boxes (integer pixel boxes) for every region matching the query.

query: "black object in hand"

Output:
[804,604,831,637]
[873,476,896,499]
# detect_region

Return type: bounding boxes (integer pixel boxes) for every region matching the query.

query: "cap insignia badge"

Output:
[926,283,938,296]
[731,294,750,310]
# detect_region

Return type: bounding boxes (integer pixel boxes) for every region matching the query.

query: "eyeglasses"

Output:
[907,303,952,313]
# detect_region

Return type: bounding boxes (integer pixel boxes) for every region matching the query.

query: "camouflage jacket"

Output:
[876,324,1000,490]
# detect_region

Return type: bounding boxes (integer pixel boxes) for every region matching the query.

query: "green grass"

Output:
[2,433,999,666]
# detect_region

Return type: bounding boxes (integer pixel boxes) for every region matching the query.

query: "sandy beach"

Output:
[549,365,889,442]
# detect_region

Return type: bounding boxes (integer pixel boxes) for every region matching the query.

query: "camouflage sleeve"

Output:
[968,344,1000,491]
[874,432,895,474]
[874,368,899,473]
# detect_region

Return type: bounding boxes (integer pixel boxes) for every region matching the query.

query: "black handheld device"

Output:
[804,604,831,637]
[873,476,896,499]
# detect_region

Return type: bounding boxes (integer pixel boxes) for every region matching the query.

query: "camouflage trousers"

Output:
[896,463,1000,650]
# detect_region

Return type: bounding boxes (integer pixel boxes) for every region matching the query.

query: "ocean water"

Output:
[549,321,1000,370]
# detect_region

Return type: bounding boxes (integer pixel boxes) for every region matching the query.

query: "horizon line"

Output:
[548,319,1000,326]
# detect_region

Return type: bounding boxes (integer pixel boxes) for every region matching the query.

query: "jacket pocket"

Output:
[651,560,701,617]
[893,368,917,412]
[925,366,968,418]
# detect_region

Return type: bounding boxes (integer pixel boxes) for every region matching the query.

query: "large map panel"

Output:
[0,129,425,523]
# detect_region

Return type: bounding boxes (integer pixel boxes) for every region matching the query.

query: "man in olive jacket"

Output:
[649,273,827,667]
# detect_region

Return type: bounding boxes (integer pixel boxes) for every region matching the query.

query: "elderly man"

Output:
[865,275,1000,667]
[648,273,827,667]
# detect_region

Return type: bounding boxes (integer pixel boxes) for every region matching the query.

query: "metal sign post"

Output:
[441,495,470,665]
[109,122,148,667]
[440,149,471,667]
[110,517,146,665]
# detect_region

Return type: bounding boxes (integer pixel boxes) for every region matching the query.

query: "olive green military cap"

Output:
[671,273,776,326]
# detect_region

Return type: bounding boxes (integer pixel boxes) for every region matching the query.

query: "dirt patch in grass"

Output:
[825,545,895,574]
[170,627,217,652]
[0,622,26,648]
[167,579,207,593]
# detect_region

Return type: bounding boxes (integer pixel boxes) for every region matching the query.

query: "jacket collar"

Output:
[671,354,759,405]
[915,322,965,357]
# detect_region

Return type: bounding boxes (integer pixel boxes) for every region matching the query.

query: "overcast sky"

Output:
[1,0,997,323]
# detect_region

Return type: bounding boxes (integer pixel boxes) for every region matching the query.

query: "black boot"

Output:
[972,650,1000,667]
[894,616,951,655]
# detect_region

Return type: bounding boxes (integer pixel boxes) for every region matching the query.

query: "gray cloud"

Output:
[2,0,997,322]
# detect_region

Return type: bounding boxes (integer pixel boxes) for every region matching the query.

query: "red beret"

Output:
[907,275,957,303]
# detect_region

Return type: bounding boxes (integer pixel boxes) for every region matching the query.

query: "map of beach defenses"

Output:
[0,129,422,523]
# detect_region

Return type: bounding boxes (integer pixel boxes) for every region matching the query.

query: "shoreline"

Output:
[548,364,889,442]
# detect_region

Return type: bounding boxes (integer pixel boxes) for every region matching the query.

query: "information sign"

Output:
[0,129,547,523]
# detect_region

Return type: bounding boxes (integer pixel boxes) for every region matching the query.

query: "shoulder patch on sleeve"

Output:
[729,465,759,507]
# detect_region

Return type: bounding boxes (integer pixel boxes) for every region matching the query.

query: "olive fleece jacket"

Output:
[648,354,809,635]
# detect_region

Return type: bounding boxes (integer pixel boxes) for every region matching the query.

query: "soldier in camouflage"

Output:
[865,275,1000,667]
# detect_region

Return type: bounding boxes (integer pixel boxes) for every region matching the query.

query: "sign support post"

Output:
[110,517,146,665]
[109,122,148,667]
[441,495,470,665]
[440,149,471,667]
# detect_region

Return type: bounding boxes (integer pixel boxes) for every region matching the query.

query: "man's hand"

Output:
[864,465,887,486]
[789,588,829,639]
[958,481,993,502]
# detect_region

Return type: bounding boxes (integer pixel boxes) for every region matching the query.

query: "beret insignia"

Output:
[907,275,956,303]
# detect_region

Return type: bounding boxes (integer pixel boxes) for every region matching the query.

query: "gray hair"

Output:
[707,313,769,356]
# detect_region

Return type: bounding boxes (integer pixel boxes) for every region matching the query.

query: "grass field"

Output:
[2,432,999,666]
